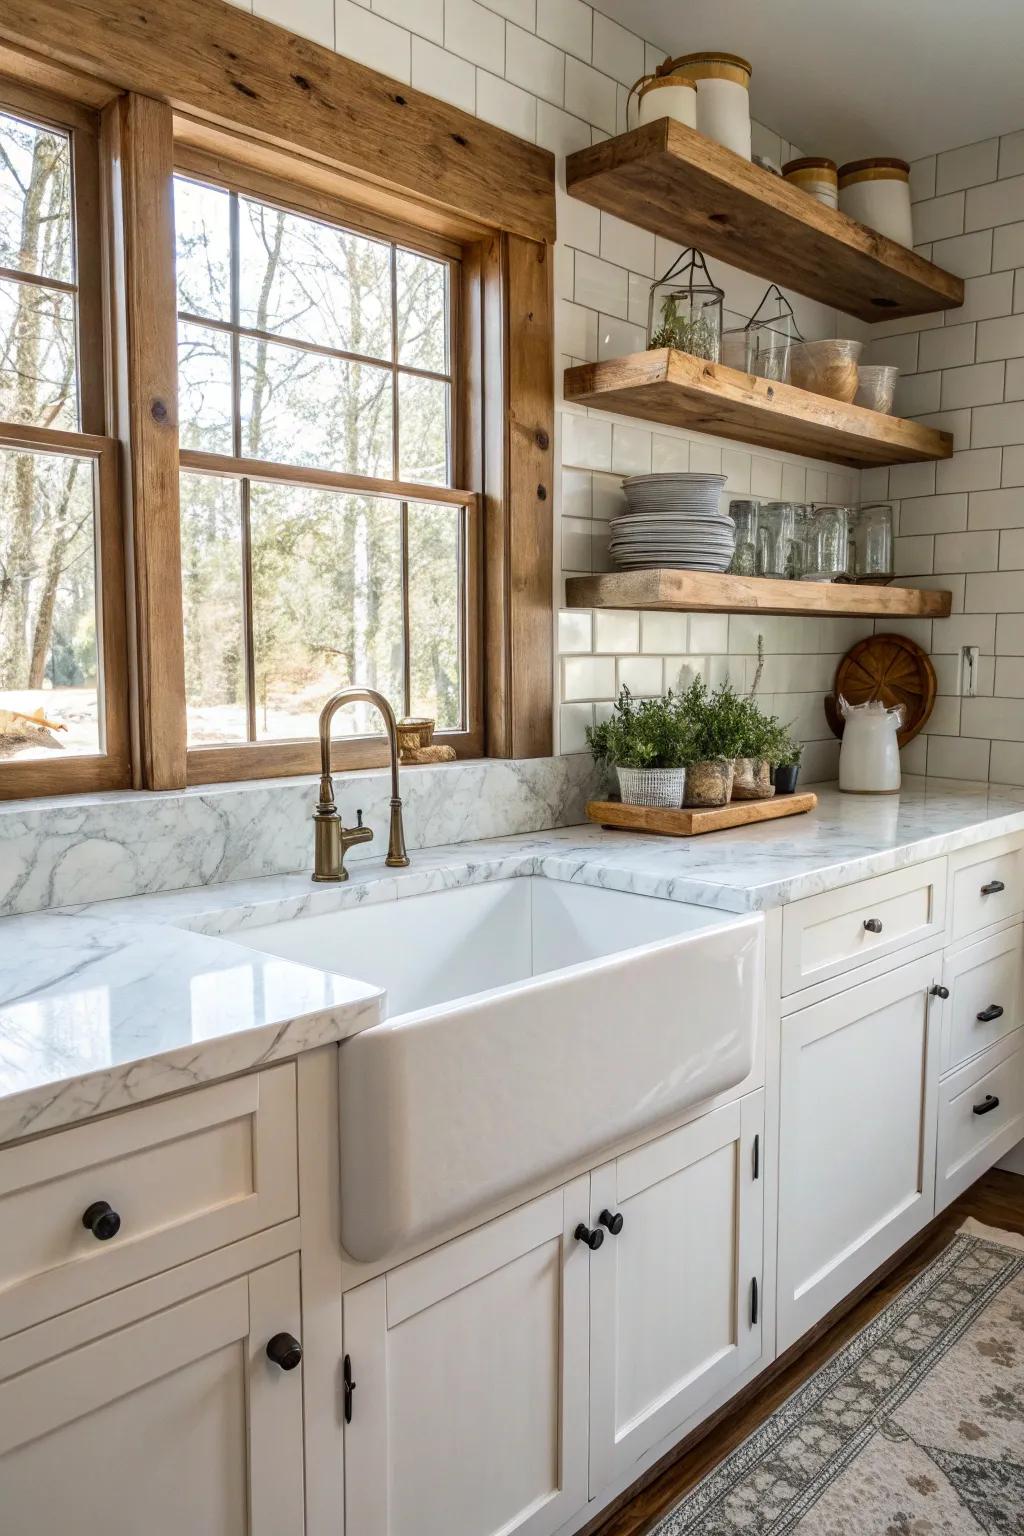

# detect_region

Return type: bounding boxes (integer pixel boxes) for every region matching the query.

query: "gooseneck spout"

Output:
[312,687,410,881]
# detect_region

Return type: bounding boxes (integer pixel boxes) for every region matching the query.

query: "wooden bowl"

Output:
[825,633,936,748]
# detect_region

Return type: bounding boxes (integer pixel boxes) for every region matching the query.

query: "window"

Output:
[173,170,479,763]
[0,90,127,795]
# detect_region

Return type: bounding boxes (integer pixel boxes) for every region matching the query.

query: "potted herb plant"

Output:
[586,687,693,808]
[771,732,804,795]
[732,700,782,801]
[676,677,748,807]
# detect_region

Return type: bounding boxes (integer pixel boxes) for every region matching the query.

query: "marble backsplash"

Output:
[0,754,603,919]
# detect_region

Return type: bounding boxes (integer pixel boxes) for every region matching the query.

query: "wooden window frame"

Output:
[0,83,130,800]
[173,152,484,783]
[0,0,556,798]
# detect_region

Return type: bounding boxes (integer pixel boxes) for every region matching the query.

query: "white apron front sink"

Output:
[228,876,763,1261]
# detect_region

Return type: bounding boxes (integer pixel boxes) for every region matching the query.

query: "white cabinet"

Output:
[588,1092,764,1491]
[777,956,940,1352]
[0,1254,304,1536]
[939,926,1022,1073]
[937,1029,1024,1209]
[343,1179,591,1536]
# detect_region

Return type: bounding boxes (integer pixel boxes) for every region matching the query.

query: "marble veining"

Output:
[6,775,1024,1148]
[0,754,602,919]
[0,913,381,1145]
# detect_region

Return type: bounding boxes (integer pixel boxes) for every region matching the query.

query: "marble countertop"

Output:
[4,775,1024,1147]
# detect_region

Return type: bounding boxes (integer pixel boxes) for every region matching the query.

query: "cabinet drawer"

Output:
[940,926,1022,1074]
[936,1030,1024,1210]
[781,859,947,996]
[949,840,1024,944]
[0,1065,297,1339]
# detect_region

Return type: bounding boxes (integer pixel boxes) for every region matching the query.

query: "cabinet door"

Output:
[777,956,940,1353]
[588,1093,765,1492]
[343,1179,590,1536]
[0,1255,303,1536]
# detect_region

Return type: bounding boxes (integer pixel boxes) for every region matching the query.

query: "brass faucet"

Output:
[312,687,410,882]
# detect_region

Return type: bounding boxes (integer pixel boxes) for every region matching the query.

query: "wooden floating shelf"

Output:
[564,350,953,468]
[566,120,964,323]
[565,570,953,620]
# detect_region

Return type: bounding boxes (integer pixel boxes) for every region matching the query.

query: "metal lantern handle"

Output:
[745,283,803,340]
[656,247,720,296]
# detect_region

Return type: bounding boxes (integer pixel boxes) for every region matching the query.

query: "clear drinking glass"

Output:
[806,504,851,579]
[852,502,894,579]
[757,502,801,578]
[728,499,759,574]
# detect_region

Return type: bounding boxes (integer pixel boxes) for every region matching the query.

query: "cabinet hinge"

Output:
[750,1276,759,1327]
[344,1354,356,1424]
[752,1133,760,1180]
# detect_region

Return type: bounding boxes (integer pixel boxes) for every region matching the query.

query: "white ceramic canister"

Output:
[637,74,697,130]
[672,52,752,159]
[783,156,839,209]
[837,696,904,794]
[838,158,914,247]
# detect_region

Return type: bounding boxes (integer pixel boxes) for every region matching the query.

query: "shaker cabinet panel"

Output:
[343,1180,590,1536]
[777,956,940,1352]
[939,926,1022,1074]
[0,1255,304,1536]
[588,1091,765,1492]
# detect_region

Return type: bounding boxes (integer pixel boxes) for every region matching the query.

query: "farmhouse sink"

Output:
[229,876,763,1260]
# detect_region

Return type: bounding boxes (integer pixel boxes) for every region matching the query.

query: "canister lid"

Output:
[667,51,752,84]
[639,74,697,95]
[783,157,838,176]
[838,157,911,186]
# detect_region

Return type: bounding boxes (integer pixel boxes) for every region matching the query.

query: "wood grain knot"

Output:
[393,94,407,106]
[292,74,312,91]
[709,212,729,224]
[150,399,169,424]
[537,484,547,501]
[452,133,468,147]
[232,80,258,99]
[534,430,550,450]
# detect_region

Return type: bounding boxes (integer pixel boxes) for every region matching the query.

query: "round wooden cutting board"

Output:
[825,633,937,748]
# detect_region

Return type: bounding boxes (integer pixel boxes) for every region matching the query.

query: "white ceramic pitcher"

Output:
[837,696,903,794]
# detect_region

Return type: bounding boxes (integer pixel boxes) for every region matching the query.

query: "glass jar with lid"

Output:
[805,504,851,580]
[647,248,724,362]
[852,502,894,580]
[757,502,805,578]
[728,499,760,574]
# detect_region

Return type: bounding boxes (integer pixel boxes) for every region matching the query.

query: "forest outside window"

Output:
[173,170,478,762]
[0,92,126,793]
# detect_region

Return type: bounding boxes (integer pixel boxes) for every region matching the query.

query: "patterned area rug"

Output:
[654,1220,1024,1535]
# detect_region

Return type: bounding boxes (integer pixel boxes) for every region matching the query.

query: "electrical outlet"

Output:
[960,645,980,698]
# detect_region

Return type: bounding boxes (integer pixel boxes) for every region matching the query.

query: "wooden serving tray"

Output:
[586,791,818,837]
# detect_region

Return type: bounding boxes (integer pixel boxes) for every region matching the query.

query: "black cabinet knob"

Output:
[82,1200,121,1241]
[863,917,883,934]
[973,1095,1000,1117]
[599,1209,624,1236]
[266,1332,303,1371]
[931,984,950,999]
[574,1222,604,1251]
[977,1004,1004,1023]
[981,879,1006,896]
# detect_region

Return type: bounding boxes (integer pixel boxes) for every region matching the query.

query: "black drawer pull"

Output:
[750,1275,759,1326]
[973,1094,1000,1116]
[266,1332,302,1371]
[574,1223,604,1251]
[599,1209,624,1236]
[977,1004,1004,1024]
[981,879,1005,896]
[931,984,950,1000]
[82,1201,121,1241]
[863,917,883,934]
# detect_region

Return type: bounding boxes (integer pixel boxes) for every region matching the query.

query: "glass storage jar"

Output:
[728,499,759,574]
[757,502,803,578]
[805,504,851,580]
[852,502,894,580]
[647,248,724,361]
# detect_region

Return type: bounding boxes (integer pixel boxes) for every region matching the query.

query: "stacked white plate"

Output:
[610,473,734,571]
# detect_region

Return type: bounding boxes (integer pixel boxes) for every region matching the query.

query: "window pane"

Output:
[248,484,403,739]
[0,447,99,758]
[239,336,393,476]
[0,111,73,285]
[396,249,448,372]
[178,320,233,453]
[174,176,231,323]
[0,277,78,429]
[398,373,450,486]
[180,472,247,745]
[408,502,462,731]
[238,197,392,361]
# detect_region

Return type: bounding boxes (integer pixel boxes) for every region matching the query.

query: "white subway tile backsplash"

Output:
[898,493,968,536]
[558,609,593,653]
[599,212,655,276]
[889,460,937,500]
[564,56,618,134]
[591,12,644,86]
[1005,357,1024,401]
[559,701,594,752]
[940,360,1005,409]
[563,654,616,700]
[957,271,1015,324]
[864,330,920,373]
[591,471,626,521]
[930,229,993,278]
[597,314,647,360]
[1000,529,1024,567]
[990,740,1024,785]
[918,323,976,372]
[1000,131,1024,180]
[933,530,999,572]
[689,442,723,474]
[909,156,936,202]
[723,448,752,493]
[559,297,599,358]
[936,447,1003,493]
[594,610,640,652]
[641,612,688,653]
[505,23,564,105]
[936,138,999,195]
[444,0,504,69]
[563,412,612,471]
[894,371,941,416]
[257,0,334,45]
[334,0,411,77]
[1003,446,1024,484]
[993,222,1024,272]
[560,516,593,571]
[968,487,1024,528]
[933,614,996,652]
[893,535,934,576]
[651,434,690,472]
[476,69,537,137]
[411,37,476,108]
[617,655,664,695]
[537,0,591,59]
[975,312,1024,360]
[997,614,1024,653]
[913,192,965,243]
[574,251,629,317]
[927,735,992,780]
[611,424,652,476]
[750,457,783,499]
[373,0,442,42]
[966,174,1024,232]
[688,614,730,654]
[479,0,534,23]
[561,466,592,518]
[973,401,1024,448]
[965,571,1024,612]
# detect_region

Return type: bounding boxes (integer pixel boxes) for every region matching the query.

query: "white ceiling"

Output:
[591,0,1024,163]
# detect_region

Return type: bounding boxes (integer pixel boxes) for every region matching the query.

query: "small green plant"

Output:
[676,677,749,762]
[650,295,719,360]
[586,687,694,770]
[772,728,804,768]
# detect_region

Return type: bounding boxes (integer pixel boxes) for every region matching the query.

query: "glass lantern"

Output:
[647,249,724,362]
[743,284,802,381]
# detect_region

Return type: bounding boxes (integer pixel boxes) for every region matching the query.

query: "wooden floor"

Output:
[587,1168,1024,1536]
